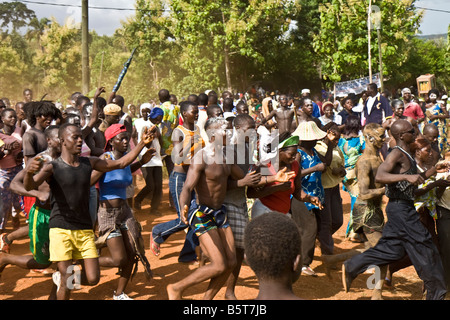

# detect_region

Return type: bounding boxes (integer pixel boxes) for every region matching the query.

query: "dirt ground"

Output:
[0,177,424,301]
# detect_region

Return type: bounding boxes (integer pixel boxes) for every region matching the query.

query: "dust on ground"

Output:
[0,178,423,300]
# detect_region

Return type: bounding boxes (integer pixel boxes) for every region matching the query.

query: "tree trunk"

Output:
[81,0,90,94]
[222,11,232,91]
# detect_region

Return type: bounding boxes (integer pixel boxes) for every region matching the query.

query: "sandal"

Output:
[0,233,11,254]
[302,266,318,277]
[150,234,160,257]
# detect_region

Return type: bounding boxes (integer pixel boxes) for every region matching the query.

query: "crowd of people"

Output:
[0,82,450,300]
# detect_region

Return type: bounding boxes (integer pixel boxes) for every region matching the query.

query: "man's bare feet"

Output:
[371,289,384,300]
[225,292,237,300]
[0,252,8,279]
[167,284,182,300]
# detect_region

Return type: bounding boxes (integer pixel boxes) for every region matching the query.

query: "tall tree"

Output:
[396,37,447,90]
[0,1,36,35]
[312,0,422,88]
[26,17,51,52]
[122,0,301,95]
[34,18,82,100]
[169,0,300,92]
[0,35,27,98]
[278,0,322,93]
[121,0,180,95]
[445,25,450,92]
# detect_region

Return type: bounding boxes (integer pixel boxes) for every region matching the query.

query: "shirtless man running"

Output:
[260,94,295,134]
[167,117,245,300]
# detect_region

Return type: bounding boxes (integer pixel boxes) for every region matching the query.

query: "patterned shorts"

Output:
[96,203,134,245]
[188,204,229,237]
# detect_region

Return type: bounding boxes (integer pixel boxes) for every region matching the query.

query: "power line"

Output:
[416,6,450,14]
[13,0,450,15]
[16,0,137,11]
[10,0,298,15]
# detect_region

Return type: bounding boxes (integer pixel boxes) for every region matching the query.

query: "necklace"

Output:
[0,127,14,135]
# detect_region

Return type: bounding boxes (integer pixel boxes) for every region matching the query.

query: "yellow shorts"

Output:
[49,228,98,262]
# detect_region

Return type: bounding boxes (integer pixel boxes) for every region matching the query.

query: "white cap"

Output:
[301,89,310,94]
[140,103,153,116]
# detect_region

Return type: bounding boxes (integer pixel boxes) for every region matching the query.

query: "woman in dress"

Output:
[338,115,365,242]
[425,89,449,154]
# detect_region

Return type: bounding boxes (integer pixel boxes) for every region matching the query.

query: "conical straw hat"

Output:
[292,121,327,141]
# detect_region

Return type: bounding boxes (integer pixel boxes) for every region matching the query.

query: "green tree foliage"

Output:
[88,30,157,103]
[0,1,35,34]
[26,17,51,49]
[397,37,448,89]
[0,35,27,98]
[445,25,450,91]
[34,18,82,100]
[121,0,302,97]
[312,0,422,86]
[0,0,448,104]
[168,0,301,93]
[120,0,183,99]
[278,0,322,92]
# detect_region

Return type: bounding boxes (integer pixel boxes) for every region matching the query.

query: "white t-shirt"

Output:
[256,125,277,165]
[366,93,379,115]
[196,108,210,146]
[436,172,450,211]
[319,114,342,126]
[134,118,163,167]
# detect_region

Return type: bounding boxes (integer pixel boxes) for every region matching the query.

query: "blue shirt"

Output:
[98,152,133,201]
[312,102,321,118]
[298,148,324,211]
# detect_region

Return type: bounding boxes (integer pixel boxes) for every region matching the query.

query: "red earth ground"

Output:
[0,177,424,300]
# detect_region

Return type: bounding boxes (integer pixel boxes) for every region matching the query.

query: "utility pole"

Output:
[81,0,89,94]
[221,11,232,92]
[376,23,384,92]
[371,4,383,92]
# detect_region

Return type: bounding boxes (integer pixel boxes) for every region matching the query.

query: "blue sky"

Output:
[415,0,450,35]
[7,0,450,36]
